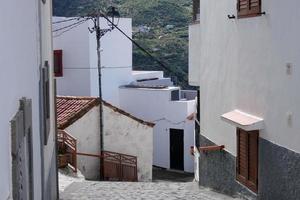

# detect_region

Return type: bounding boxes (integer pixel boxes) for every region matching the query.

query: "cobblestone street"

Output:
[60,181,239,200]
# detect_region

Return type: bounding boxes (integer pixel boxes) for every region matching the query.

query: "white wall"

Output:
[119,87,196,172]
[132,71,164,80]
[197,0,300,155]
[66,107,101,180]
[103,105,153,181]
[0,0,56,199]
[188,23,201,86]
[53,17,133,106]
[65,104,153,181]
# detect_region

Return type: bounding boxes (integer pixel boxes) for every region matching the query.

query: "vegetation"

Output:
[53,0,193,88]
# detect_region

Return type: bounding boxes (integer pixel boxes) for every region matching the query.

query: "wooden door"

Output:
[170,129,184,170]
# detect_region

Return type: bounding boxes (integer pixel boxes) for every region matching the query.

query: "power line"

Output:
[52,17,81,24]
[101,15,174,74]
[53,19,89,38]
[52,18,89,32]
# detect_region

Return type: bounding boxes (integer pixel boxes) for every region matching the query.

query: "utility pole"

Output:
[95,14,104,179]
[88,8,119,180]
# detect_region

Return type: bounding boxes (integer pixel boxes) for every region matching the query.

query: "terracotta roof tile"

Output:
[56,96,155,129]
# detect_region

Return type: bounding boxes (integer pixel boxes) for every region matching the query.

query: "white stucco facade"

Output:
[191,0,300,156]
[119,87,196,173]
[65,107,101,180]
[0,0,57,199]
[53,17,133,106]
[103,105,154,181]
[188,22,201,86]
[63,103,154,181]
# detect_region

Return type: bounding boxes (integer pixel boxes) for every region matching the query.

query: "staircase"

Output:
[57,130,77,172]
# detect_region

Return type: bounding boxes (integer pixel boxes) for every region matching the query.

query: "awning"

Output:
[221,110,264,131]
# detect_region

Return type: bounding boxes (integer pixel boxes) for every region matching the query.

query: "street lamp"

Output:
[106,6,120,29]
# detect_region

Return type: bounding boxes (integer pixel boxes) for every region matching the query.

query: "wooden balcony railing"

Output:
[57,130,77,172]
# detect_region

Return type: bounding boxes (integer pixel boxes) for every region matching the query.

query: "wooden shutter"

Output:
[237,0,261,18]
[54,50,63,77]
[236,128,258,193]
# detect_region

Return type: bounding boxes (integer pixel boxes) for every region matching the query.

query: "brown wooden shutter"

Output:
[237,0,261,18]
[54,50,63,77]
[236,128,258,193]
[248,132,258,191]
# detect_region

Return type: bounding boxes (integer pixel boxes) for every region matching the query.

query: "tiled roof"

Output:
[57,96,155,129]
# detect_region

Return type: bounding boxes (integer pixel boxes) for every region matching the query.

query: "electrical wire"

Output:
[151,118,187,125]
[52,18,90,33]
[53,19,89,38]
[101,15,174,74]
[52,17,82,24]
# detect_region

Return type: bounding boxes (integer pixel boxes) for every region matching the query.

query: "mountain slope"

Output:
[53,0,193,88]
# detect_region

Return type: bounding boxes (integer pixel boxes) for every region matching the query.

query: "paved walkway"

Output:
[152,167,194,182]
[60,181,239,200]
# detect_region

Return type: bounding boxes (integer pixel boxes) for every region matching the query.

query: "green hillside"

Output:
[53,0,193,88]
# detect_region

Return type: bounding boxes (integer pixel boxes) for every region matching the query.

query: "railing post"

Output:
[119,154,122,181]
[74,139,77,173]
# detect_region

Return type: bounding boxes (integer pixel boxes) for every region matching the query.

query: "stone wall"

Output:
[198,134,300,200]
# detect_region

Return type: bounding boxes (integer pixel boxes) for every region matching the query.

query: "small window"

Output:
[193,0,200,22]
[236,128,259,193]
[54,50,63,77]
[171,90,180,101]
[237,0,261,18]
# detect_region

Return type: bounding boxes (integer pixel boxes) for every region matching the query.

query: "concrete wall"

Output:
[103,106,154,181]
[188,22,201,86]
[189,0,300,198]
[65,104,153,181]
[53,17,133,106]
[0,0,57,199]
[119,87,196,172]
[197,0,300,156]
[66,107,100,180]
[132,71,164,80]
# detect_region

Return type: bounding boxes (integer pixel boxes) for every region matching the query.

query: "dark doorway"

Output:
[170,129,184,171]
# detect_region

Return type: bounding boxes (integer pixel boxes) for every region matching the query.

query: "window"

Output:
[54,50,63,77]
[193,0,200,22]
[237,0,261,18]
[171,90,180,101]
[236,128,259,193]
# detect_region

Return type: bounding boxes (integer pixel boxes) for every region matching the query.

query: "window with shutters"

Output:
[236,128,259,193]
[54,50,63,77]
[237,0,261,18]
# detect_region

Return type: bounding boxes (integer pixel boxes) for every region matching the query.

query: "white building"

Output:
[189,0,300,199]
[53,16,133,107]
[53,17,197,173]
[0,0,57,200]
[119,71,197,173]
[57,96,154,181]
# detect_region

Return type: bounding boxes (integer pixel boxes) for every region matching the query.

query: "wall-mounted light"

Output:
[227,15,236,19]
